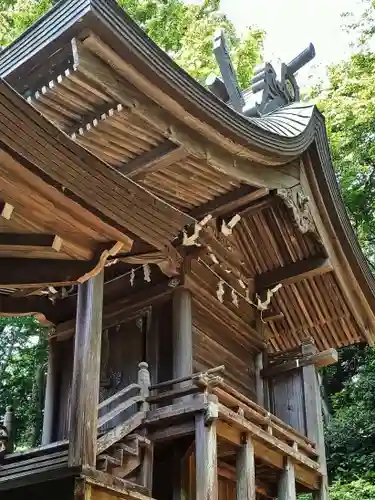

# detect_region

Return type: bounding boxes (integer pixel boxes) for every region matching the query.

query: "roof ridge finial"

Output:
[206,31,315,117]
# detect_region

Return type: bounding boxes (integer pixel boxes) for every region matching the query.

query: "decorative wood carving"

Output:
[277,186,317,235]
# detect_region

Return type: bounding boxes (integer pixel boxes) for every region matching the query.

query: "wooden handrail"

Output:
[98,383,141,410]
[149,365,225,391]
[217,380,316,450]
[98,395,143,428]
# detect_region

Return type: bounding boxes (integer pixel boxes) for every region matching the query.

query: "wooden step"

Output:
[97,453,122,472]
[112,454,141,478]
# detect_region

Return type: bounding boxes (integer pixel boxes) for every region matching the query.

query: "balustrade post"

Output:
[4,406,14,453]
[137,362,153,493]
[138,362,150,412]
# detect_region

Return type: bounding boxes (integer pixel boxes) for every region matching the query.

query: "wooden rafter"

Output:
[255,257,332,290]
[119,140,187,178]
[190,185,269,219]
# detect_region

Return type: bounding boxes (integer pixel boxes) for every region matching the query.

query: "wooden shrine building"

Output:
[0,1,374,500]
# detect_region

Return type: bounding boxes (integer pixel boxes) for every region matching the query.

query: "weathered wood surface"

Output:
[236,434,256,500]
[97,411,145,455]
[217,404,319,471]
[81,466,152,498]
[278,457,297,500]
[68,271,104,467]
[262,348,338,378]
[173,288,193,388]
[195,412,218,500]
[302,343,329,500]
[42,339,57,445]
[0,445,79,491]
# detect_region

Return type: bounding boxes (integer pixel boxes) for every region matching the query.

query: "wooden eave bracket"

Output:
[261,348,338,378]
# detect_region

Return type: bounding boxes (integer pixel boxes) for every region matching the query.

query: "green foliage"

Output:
[0,0,264,88]
[329,479,375,499]
[300,479,375,500]
[324,346,375,480]
[316,52,375,267]
[0,317,48,448]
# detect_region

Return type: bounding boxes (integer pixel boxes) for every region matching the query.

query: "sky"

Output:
[193,0,367,86]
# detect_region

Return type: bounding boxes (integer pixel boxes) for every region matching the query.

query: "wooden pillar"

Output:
[42,339,57,445]
[68,271,104,468]
[236,433,256,500]
[195,399,218,500]
[173,288,193,383]
[278,457,296,500]
[302,342,328,500]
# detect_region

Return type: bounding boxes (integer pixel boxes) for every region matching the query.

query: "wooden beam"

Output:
[68,271,104,467]
[278,457,296,500]
[255,257,332,290]
[0,233,61,249]
[0,294,58,324]
[261,348,338,378]
[119,140,187,178]
[195,412,218,500]
[190,185,269,219]
[0,258,97,287]
[236,434,256,500]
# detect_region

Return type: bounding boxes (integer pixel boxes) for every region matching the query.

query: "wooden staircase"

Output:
[97,433,151,480]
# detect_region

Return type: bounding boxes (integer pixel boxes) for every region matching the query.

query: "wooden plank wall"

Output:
[193,326,257,402]
[270,371,306,436]
[54,315,147,440]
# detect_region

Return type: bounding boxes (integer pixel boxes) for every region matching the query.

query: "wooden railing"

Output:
[96,362,150,454]
[147,365,318,462]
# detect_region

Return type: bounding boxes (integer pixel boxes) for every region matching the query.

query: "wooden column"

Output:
[302,342,328,500]
[68,271,104,468]
[278,457,296,500]
[195,399,218,500]
[42,339,57,445]
[172,288,193,383]
[236,433,256,500]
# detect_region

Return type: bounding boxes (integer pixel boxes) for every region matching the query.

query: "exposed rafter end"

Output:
[1,202,14,220]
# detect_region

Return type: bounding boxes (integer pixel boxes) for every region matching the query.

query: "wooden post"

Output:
[42,339,57,445]
[68,271,104,468]
[255,352,264,407]
[302,342,329,500]
[138,362,151,412]
[195,398,218,500]
[4,406,14,453]
[278,457,296,500]
[173,288,193,387]
[236,433,256,500]
[138,362,153,493]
